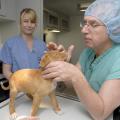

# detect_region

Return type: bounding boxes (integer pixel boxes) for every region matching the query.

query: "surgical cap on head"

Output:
[85,0,120,43]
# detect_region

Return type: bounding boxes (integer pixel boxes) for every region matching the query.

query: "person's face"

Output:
[20,13,36,35]
[81,16,110,50]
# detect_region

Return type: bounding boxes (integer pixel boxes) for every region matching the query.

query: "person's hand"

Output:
[47,42,65,51]
[42,61,81,82]
[47,42,74,62]
[47,42,57,51]
[66,45,74,62]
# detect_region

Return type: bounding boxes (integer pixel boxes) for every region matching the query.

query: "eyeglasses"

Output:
[80,21,105,30]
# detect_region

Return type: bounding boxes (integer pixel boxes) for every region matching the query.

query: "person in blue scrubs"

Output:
[42,0,120,119]
[0,8,47,80]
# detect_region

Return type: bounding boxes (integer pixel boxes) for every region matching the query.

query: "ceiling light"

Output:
[79,7,87,12]
[49,29,60,32]
[77,2,91,12]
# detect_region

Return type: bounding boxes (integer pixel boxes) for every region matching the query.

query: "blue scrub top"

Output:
[0,35,47,72]
[79,44,120,92]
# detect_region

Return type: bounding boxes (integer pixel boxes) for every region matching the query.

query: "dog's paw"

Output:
[9,112,18,120]
[16,116,28,120]
[55,110,64,115]
[16,116,40,120]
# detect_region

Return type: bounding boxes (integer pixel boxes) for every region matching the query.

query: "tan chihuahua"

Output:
[9,50,67,119]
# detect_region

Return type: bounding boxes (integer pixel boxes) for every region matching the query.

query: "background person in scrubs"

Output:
[0,8,47,80]
[42,0,120,119]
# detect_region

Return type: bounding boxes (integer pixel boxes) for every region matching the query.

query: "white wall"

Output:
[0,0,18,45]
[45,32,57,43]
[57,16,85,64]
[0,21,18,44]
[45,15,85,64]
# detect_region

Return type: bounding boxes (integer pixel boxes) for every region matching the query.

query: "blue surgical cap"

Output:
[85,0,120,43]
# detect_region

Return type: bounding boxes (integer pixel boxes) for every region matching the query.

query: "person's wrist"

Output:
[71,73,79,83]
[71,72,84,84]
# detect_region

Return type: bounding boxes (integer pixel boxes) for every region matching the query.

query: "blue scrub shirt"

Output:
[0,35,47,72]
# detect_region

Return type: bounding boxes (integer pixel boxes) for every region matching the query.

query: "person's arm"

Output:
[3,63,12,80]
[42,61,120,120]
[68,63,120,120]
[72,71,120,120]
[64,62,81,88]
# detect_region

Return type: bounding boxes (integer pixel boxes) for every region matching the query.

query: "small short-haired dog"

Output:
[9,50,67,119]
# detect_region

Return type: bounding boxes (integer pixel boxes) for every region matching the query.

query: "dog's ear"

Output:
[40,52,50,68]
[40,50,67,68]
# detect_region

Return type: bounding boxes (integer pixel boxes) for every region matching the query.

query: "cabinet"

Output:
[60,16,69,32]
[44,8,69,32]
[44,9,59,31]
[47,13,59,29]
[0,0,16,21]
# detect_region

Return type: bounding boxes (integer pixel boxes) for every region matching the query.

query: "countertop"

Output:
[0,94,113,120]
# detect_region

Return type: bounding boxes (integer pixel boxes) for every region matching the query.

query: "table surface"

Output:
[0,94,113,120]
